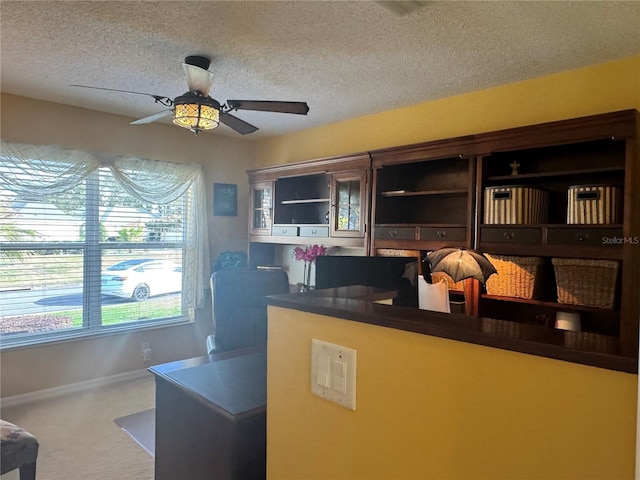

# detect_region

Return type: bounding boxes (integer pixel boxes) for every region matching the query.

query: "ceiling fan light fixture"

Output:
[173,94,220,134]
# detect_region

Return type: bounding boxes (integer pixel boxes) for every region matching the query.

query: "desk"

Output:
[149,350,266,480]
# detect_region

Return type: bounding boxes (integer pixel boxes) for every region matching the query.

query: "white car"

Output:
[101,259,182,301]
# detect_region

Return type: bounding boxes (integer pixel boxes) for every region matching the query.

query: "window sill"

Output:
[0,316,193,351]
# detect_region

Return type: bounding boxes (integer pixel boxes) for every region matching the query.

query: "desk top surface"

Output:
[149,351,266,418]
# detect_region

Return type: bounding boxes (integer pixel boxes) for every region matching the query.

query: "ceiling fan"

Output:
[71,55,310,135]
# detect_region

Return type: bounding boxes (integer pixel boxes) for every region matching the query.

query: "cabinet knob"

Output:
[503,232,515,240]
[389,230,398,237]
[311,229,317,235]
[576,232,589,242]
[436,230,446,238]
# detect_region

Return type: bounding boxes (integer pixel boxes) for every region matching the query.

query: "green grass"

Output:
[65,298,183,326]
[0,297,183,335]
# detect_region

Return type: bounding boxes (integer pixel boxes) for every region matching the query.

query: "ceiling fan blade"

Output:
[226,100,309,115]
[70,85,172,104]
[130,109,173,125]
[219,112,259,135]
[182,63,214,97]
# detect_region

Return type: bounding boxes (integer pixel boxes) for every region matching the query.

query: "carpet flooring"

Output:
[114,408,155,456]
[1,375,155,480]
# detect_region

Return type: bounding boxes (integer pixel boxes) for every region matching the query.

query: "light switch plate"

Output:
[311,339,356,410]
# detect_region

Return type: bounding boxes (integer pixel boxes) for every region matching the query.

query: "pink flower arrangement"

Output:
[293,244,326,290]
[293,244,326,263]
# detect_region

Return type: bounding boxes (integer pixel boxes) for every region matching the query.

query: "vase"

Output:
[302,261,312,291]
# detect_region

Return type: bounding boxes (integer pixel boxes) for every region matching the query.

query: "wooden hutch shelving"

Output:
[246,110,640,356]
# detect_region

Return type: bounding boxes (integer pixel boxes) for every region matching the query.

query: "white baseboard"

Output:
[1,369,152,409]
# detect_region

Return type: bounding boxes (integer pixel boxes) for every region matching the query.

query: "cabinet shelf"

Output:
[377,223,467,228]
[487,166,624,182]
[481,294,620,314]
[273,223,328,227]
[280,198,330,205]
[479,224,624,258]
[381,189,467,197]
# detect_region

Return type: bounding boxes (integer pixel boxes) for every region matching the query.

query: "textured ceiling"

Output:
[1,1,639,139]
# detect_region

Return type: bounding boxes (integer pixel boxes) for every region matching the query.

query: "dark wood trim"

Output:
[249,234,364,247]
[621,133,640,355]
[472,110,638,155]
[370,138,477,167]
[267,288,637,374]
[248,152,371,182]
[478,241,624,260]
[368,110,638,165]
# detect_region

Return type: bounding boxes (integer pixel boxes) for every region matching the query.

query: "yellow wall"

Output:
[267,306,637,480]
[255,55,640,166]
[0,93,255,396]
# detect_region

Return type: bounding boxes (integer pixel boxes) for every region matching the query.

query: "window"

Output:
[0,141,209,347]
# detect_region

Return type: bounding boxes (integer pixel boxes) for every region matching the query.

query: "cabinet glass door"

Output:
[251,182,272,235]
[331,172,367,237]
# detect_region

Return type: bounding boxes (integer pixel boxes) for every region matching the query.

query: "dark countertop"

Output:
[267,286,637,374]
[149,348,267,420]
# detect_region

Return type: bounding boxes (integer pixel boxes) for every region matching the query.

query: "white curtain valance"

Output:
[110,156,200,205]
[0,141,100,196]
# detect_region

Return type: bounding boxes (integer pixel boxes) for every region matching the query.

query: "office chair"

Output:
[206,269,290,354]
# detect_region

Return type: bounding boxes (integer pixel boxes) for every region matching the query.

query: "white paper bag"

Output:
[418,277,451,313]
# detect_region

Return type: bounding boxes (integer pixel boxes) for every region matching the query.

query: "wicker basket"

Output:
[484,186,548,224]
[431,271,465,292]
[552,258,619,309]
[567,185,621,224]
[485,254,545,299]
[375,248,424,278]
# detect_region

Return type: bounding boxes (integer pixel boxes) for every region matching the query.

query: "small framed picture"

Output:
[213,183,237,216]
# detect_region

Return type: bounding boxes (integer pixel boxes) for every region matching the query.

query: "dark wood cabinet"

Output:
[247,152,371,252]
[369,143,476,252]
[474,111,638,353]
[273,173,330,227]
[246,110,639,356]
[150,352,267,480]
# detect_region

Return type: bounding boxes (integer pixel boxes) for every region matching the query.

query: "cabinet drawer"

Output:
[299,226,329,238]
[375,227,416,240]
[480,227,541,244]
[272,226,299,237]
[546,227,623,246]
[418,227,466,242]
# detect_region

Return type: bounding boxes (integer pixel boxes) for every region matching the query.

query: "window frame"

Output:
[0,142,210,349]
